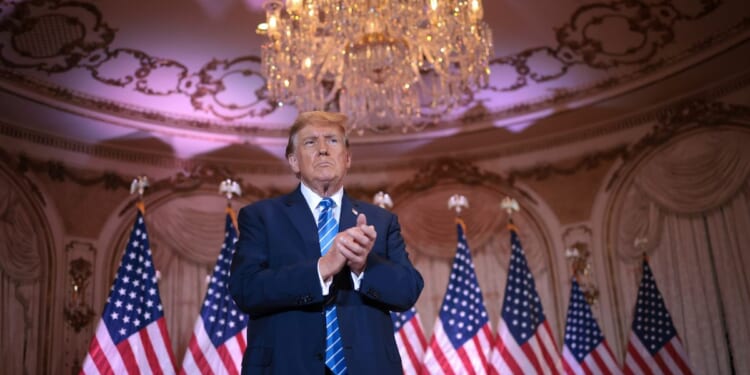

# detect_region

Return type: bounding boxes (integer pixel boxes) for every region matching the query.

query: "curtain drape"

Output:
[615,128,750,374]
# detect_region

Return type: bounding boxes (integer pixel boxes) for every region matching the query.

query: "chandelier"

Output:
[258,0,493,134]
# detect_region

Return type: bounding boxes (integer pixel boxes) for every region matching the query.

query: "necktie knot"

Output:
[318,197,334,211]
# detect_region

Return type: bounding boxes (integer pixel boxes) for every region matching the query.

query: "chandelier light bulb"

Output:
[259,0,493,134]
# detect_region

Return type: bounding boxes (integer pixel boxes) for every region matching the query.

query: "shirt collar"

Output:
[299,182,343,212]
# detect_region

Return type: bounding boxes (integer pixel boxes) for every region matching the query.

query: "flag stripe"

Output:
[392,310,427,375]
[623,261,693,375]
[585,349,605,375]
[499,342,523,375]
[185,332,214,375]
[489,227,562,375]
[397,327,421,373]
[538,322,562,374]
[626,332,662,374]
[665,339,692,374]
[580,361,593,375]
[91,323,123,375]
[224,332,246,374]
[562,278,621,375]
[139,324,160,373]
[652,349,671,374]
[127,333,152,375]
[89,335,113,375]
[562,347,582,375]
[155,319,177,371]
[81,211,177,374]
[116,338,140,374]
[216,344,239,375]
[424,323,458,375]
[489,321,526,374]
[179,213,248,375]
[455,348,476,375]
[473,324,492,368]
[394,332,415,374]
[595,342,620,374]
[521,336,545,374]
[236,331,247,353]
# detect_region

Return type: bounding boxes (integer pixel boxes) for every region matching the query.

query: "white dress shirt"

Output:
[299,182,364,295]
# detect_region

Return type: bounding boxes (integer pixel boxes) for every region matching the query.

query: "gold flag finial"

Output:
[373,191,393,210]
[448,194,469,215]
[500,196,519,221]
[130,176,149,213]
[219,179,242,229]
[219,179,242,202]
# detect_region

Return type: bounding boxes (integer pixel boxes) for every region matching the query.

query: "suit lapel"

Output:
[283,186,320,255]
[340,192,359,232]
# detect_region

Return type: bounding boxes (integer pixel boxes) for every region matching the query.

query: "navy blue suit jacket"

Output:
[230,186,424,374]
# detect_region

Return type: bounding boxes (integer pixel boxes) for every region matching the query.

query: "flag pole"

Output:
[423,193,494,373]
[634,236,649,262]
[500,196,519,232]
[448,194,469,230]
[81,174,178,374]
[130,176,149,214]
[181,179,248,374]
[489,195,565,374]
[129,176,162,282]
[219,178,242,229]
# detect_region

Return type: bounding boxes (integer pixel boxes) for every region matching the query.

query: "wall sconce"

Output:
[565,242,600,305]
[63,257,95,332]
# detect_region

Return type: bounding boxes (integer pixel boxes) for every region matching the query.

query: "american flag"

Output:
[391,307,428,375]
[562,278,621,375]
[180,211,248,375]
[488,225,562,375]
[624,260,693,375]
[423,219,493,374]
[81,208,177,374]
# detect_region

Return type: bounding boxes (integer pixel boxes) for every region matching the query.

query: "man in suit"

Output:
[230,111,424,374]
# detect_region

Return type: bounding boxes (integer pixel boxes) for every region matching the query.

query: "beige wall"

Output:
[1,97,750,374]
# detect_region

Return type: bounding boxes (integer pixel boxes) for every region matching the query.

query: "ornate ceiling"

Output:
[1,0,749,168]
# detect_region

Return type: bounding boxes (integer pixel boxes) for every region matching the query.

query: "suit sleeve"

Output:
[229,204,325,318]
[357,213,424,312]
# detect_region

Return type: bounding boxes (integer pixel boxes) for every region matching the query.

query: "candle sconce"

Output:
[63,257,95,332]
[565,242,600,306]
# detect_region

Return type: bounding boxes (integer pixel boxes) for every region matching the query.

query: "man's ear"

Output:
[288,154,300,173]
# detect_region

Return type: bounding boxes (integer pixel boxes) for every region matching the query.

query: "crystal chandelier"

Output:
[258,0,493,134]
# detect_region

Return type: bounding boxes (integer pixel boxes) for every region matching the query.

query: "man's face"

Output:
[287,122,351,195]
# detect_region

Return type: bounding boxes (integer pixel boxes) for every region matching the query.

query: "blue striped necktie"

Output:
[317,198,347,375]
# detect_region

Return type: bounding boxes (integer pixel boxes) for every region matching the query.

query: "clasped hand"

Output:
[319,213,376,278]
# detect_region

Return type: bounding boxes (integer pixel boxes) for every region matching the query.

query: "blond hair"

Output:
[285,111,350,158]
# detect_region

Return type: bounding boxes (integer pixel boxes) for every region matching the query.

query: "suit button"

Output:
[316,352,324,361]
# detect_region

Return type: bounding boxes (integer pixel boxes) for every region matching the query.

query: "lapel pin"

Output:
[352,208,359,216]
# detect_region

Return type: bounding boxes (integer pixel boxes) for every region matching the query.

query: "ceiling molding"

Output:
[4,99,748,201]
[3,70,750,174]
[1,0,748,139]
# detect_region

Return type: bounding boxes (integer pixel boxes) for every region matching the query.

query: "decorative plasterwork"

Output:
[491,0,722,90]
[62,257,95,332]
[0,0,745,135]
[2,98,750,202]
[604,99,750,191]
[0,151,276,213]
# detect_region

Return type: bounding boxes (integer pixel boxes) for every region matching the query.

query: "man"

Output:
[230,111,424,374]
